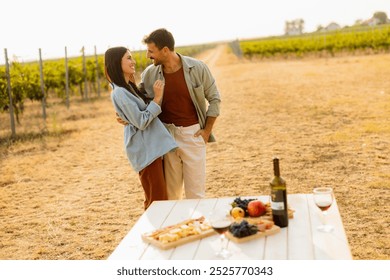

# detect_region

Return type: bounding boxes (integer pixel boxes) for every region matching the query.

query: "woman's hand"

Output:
[153,80,165,105]
[128,73,136,84]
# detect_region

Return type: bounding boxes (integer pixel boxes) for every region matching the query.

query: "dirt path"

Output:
[0,45,389,260]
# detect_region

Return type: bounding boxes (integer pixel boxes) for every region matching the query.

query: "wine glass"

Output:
[313,187,334,232]
[209,207,233,259]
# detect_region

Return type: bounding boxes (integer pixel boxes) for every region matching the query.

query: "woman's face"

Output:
[121,50,136,81]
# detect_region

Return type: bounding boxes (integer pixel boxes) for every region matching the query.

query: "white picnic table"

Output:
[108,194,352,260]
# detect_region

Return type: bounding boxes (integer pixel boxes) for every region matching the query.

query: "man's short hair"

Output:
[143,28,175,51]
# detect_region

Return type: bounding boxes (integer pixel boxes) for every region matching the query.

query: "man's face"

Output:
[146,43,164,66]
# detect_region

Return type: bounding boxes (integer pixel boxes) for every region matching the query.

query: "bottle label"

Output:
[271,201,285,211]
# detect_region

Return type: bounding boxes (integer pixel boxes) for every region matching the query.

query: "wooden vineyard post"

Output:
[82,46,88,101]
[39,48,47,122]
[94,45,101,98]
[4,48,16,138]
[65,46,70,109]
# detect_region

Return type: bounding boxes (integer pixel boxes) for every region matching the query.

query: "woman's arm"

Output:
[113,80,165,129]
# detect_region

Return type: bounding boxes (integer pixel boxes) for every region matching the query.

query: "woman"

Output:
[104,47,177,209]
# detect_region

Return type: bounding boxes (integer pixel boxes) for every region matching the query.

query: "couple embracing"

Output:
[104,28,221,209]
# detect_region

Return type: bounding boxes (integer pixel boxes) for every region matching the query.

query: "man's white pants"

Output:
[163,123,206,199]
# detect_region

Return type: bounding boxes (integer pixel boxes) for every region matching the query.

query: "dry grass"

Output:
[0,45,389,259]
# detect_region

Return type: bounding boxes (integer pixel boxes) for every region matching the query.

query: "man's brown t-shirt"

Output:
[160,67,198,126]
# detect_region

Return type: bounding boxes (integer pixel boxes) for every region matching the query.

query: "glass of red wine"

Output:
[209,207,233,259]
[313,187,334,232]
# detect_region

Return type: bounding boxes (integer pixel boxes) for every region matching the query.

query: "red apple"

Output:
[247,200,266,217]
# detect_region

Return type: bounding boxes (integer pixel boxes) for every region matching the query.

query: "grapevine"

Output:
[0,44,213,133]
[240,24,390,58]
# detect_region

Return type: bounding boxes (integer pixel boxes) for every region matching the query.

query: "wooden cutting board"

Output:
[226,224,280,243]
[141,216,217,250]
[142,228,215,250]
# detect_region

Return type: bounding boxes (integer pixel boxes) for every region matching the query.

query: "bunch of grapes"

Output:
[231,197,256,215]
[229,220,258,238]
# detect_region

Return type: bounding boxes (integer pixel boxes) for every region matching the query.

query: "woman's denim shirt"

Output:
[110,85,177,172]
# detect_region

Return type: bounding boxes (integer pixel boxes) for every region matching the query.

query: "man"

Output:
[140,28,221,200]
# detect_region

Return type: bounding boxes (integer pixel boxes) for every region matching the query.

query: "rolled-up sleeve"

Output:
[201,63,221,117]
[112,88,162,131]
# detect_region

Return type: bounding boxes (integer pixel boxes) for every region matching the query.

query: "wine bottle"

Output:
[270,158,288,228]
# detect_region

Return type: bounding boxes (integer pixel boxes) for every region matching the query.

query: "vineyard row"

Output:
[0,44,213,138]
[239,24,390,58]
[2,24,389,138]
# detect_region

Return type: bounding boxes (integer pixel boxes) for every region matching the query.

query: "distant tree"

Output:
[373,11,389,24]
[354,19,363,26]
[316,25,324,32]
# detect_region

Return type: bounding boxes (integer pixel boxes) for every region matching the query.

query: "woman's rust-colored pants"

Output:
[138,157,168,210]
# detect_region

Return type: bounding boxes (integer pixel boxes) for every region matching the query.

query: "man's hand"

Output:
[116,113,129,126]
[194,129,210,144]
[194,116,217,143]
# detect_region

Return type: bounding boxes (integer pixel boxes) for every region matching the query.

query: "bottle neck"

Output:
[273,158,280,177]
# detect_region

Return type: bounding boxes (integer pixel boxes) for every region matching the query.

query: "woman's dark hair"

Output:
[142,28,175,51]
[104,46,147,102]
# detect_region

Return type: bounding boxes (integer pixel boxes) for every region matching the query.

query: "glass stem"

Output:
[220,234,226,251]
[322,210,328,225]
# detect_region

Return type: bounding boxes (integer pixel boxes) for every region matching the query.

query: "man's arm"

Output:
[116,113,128,125]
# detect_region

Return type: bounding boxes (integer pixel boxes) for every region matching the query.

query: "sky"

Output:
[1,0,389,64]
